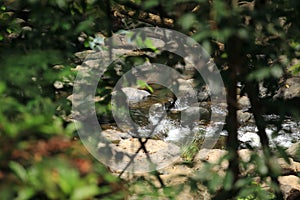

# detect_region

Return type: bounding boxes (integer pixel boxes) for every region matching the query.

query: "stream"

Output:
[107,84,300,149]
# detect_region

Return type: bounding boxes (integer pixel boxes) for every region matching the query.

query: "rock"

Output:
[74,50,95,62]
[98,138,181,173]
[117,146,300,200]
[195,149,227,163]
[100,129,132,143]
[259,82,268,97]
[194,149,228,170]
[116,87,151,104]
[53,80,64,89]
[238,95,251,110]
[286,142,300,162]
[238,149,253,162]
[238,132,261,148]
[128,164,210,200]
[237,110,252,124]
[181,106,211,123]
[283,77,300,99]
[275,77,300,100]
[277,158,300,175]
[279,175,300,200]
[238,149,258,175]
[174,185,210,200]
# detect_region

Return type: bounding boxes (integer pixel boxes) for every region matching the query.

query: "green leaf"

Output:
[235,178,252,188]
[270,65,283,78]
[6,28,12,34]
[72,1,84,14]
[143,0,159,9]
[202,40,212,55]
[179,14,196,30]
[0,82,6,94]
[289,62,300,75]
[144,38,158,52]
[75,20,93,34]
[238,187,256,199]
[277,145,291,164]
[16,187,35,200]
[247,67,270,81]
[224,171,234,190]
[56,0,67,9]
[221,53,228,58]
[84,40,90,48]
[257,159,268,175]
[137,80,153,93]
[71,185,100,200]
[104,173,118,182]
[135,35,144,48]
[238,28,248,39]
[58,168,79,195]
[208,173,222,192]
[9,161,28,182]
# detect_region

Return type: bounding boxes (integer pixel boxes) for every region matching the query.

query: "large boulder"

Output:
[120,87,151,103]
[277,158,300,175]
[98,137,181,174]
[111,87,151,106]
[286,142,300,162]
[74,50,95,63]
[275,77,300,100]
[100,129,132,143]
[279,175,300,200]
[193,149,228,171]
[116,146,300,200]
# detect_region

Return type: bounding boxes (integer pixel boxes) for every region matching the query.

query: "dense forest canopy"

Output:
[1,0,300,199]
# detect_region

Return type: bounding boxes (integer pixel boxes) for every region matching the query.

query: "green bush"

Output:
[0,1,125,199]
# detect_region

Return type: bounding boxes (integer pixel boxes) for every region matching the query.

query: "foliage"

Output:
[8,159,100,199]
[181,128,207,162]
[195,151,279,200]
[0,0,125,199]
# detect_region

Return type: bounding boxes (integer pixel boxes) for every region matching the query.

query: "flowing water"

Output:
[102,83,300,149]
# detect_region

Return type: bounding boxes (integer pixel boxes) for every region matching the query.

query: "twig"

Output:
[118,110,166,188]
